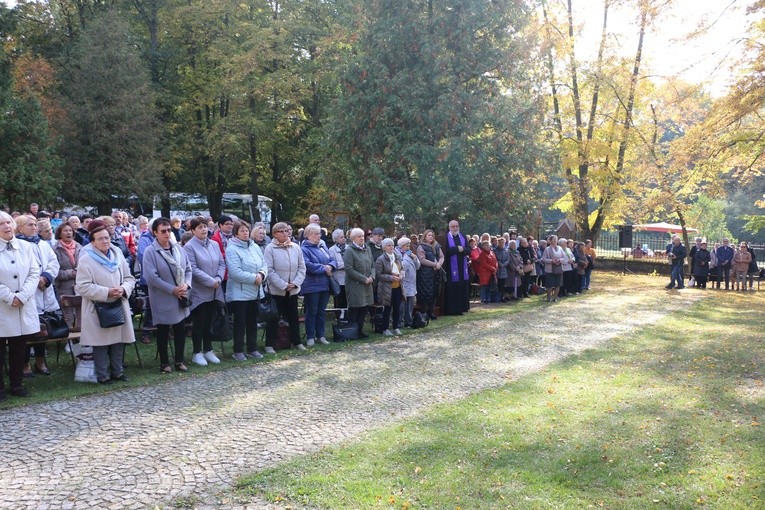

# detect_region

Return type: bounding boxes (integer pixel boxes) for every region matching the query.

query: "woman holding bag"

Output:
[225,221,268,360]
[184,217,226,366]
[142,217,193,373]
[75,220,136,384]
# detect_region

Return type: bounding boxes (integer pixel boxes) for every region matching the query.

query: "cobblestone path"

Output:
[0,282,702,509]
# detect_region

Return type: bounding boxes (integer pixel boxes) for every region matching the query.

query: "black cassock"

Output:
[443,233,470,315]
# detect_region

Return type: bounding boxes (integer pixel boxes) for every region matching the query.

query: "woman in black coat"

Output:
[416,229,445,320]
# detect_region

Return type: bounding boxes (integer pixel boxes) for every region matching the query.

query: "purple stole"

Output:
[446,232,469,282]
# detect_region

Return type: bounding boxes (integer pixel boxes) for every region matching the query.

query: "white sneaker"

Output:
[295,344,307,351]
[393,328,403,336]
[383,329,394,336]
[318,337,330,345]
[306,338,315,347]
[203,351,220,364]
[264,346,276,355]
[192,352,208,366]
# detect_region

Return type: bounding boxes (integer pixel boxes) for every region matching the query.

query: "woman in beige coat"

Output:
[75,220,136,384]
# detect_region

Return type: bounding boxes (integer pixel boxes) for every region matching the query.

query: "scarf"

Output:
[83,243,120,272]
[16,233,40,244]
[157,240,185,286]
[446,232,469,282]
[219,231,233,249]
[387,252,400,275]
[58,239,77,266]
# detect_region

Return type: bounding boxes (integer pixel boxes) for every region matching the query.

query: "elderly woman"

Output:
[328,229,347,311]
[75,220,135,384]
[542,235,565,302]
[15,214,59,377]
[396,237,421,327]
[98,215,133,271]
[343,227,375,338]
[264,222,306,352]
[0,211,40,398]
[416,229,444,320]
[53,222,82,328]
[574,242,589,292]
[251,221,270,251]
[38,219,55,248]
[558,238,576,297]
[693,241,711,289]
[493,237,510,302]
[300,223,336,347]
[143,217,193,373]
[226,220,268,359]
[69,216,89,246]
[518,237,534,298]
[733,242,752,291]
[184,217,226,365]
[535,239,546,287]
[474,240,499,303]
[375,238,404,335]
[506,240,523,300]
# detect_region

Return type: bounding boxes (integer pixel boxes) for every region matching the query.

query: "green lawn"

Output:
[234,289,765,509]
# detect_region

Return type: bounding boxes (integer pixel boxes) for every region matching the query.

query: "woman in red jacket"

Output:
[475,241,498,303]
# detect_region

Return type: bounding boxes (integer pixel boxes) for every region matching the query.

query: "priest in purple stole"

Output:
[443,220,470,315]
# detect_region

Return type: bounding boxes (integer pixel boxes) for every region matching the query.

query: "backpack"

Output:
[410,311,429,329]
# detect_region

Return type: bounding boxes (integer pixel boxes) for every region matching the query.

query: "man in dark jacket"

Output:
[715,238,734,290]
[666,236,687,289]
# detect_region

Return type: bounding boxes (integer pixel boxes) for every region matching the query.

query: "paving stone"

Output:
[0,283,701,509]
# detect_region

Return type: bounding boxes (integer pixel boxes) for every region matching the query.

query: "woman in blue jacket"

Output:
[225,221,268,360]
[300,223,337,346]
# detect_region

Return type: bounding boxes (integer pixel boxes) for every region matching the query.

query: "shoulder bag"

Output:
[94,299,126,328]
[328,274,341,295]
[259,290,280,324]
[209,302,232,341]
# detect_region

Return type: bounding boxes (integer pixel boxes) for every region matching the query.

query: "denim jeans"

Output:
[303,290,330,340]
[670,264,684,288]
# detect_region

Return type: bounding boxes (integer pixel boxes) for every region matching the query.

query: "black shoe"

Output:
[34,366,51,376]
[23,371,35,379]
[11,387,30,397]
[110,374,130,382]
[98,379,114,385]
[358,332,369,339]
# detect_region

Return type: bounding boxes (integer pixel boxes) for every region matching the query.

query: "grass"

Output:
[0,283,542,411]
[234,287,765,509]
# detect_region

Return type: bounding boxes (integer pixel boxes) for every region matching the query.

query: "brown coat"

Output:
[375,251,403,306]
[733,249,752,273]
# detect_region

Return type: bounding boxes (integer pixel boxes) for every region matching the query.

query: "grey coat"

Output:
[343,242,375,308]
[183,236,225,310]
[264,239,306,297]
[143,239,193,326]
[396,247,420,298]
[375,251,403,306]
[494,247,509,279]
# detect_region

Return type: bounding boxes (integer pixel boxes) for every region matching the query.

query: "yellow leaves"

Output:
[389,495,396,505]
[547,388,556,394]
[414,466,422,475]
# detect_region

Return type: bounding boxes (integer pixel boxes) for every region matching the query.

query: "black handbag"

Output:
[94,299,126,328]
[39,310,70,339]
[327,274,341,296]
[258,292,279,323]
[209,303,231,341]
[332,324,359,342]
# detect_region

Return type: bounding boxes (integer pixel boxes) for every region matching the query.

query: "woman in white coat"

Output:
[15,214,59,377]
[75,220,136,384]
[0,212,40,399]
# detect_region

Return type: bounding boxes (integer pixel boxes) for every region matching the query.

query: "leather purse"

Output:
[258,292,279,323]
[332,324,359,342]
[39,310,70,339]
[209,303,231,341]
[94,300,126,328]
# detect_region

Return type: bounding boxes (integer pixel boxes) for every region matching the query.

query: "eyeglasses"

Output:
[158,228,172,234]
[275,229,290,233]
[93,236,110,243]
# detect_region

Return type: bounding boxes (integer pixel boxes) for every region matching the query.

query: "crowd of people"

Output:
[0,204,601,401]
[667,235,760,291]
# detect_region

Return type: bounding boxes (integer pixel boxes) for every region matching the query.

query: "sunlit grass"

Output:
[235,288,765,509]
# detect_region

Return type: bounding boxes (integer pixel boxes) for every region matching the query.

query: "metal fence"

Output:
[594,230,765,268]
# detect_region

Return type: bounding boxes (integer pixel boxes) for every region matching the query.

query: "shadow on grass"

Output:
[237,291,765,509]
